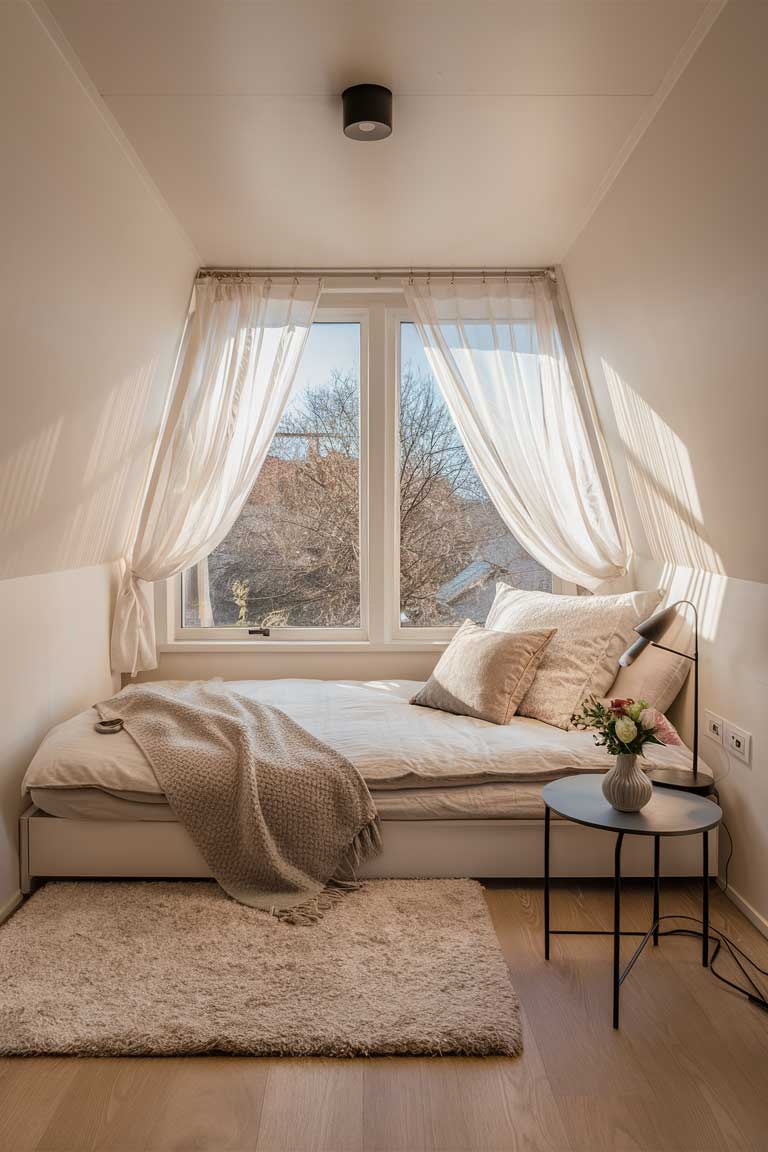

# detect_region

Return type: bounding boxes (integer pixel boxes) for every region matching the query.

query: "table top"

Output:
[542,774,722,837]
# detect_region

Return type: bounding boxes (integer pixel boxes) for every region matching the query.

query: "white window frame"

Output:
[385,308,458,645]
[387,310,573,644]
[160,292,574,653]
[166,307,371,648]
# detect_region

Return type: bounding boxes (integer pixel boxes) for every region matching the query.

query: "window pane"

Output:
[183,323,361,629]
[399,322,552,628]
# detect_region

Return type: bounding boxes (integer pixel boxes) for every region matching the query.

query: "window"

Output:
[171,294,564,648]
[182,320,364,635]
[398,322,551,630]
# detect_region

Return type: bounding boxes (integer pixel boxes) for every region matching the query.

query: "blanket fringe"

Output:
[273,816,382,925]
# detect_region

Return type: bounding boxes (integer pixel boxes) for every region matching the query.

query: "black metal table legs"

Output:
[543,808,698,1029]
[653,834,660,946]
[703,829,709,967]
[613,832,624,1028]
[544,805,550,960]
[542,777,721,1030]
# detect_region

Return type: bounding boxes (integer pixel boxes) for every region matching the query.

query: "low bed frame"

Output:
[19,806,717,893]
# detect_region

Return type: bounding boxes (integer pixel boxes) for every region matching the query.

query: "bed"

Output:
[20,679,716,889]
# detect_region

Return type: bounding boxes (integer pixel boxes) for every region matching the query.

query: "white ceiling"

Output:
[47,0,713,267]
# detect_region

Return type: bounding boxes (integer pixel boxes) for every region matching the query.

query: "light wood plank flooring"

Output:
[1,881,767,1152]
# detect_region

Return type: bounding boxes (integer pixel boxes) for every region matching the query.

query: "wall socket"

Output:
[724,721,752,765]
[704,710,724,744]
[704,711,752,765]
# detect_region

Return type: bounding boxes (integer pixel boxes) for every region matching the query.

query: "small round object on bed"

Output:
[95,718,124,735]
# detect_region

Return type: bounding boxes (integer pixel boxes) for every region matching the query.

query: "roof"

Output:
[437,560,495,606]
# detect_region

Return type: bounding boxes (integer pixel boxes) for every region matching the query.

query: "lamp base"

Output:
[646,765,715,795]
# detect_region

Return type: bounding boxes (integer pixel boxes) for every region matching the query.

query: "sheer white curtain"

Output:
[403,275,628,590]
[112,276,322,674]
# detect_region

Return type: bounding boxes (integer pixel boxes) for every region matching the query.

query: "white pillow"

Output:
[485,584,663,729]
[603,642,691,714]
[22,707,160,795]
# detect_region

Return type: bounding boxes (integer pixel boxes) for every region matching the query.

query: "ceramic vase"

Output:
[602,753,652,812]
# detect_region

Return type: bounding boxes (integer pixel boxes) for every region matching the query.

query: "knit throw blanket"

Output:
[96,681,382,922]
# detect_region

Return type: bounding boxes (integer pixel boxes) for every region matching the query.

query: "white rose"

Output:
[614,717,637,744]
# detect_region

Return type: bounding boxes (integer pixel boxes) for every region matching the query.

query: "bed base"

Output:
[20,806,717,893]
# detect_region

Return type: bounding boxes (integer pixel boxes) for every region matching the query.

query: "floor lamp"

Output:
[619,599,714,794]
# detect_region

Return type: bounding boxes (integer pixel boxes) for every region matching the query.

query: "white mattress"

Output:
[22,678,696,800]
[30,780,555,822]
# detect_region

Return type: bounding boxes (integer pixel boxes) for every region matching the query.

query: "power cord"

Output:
[655,914,768,1012]
[654,791,765,1008]
[719,819,734,893]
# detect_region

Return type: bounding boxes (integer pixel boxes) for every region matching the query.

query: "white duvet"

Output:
[22,678,697,798]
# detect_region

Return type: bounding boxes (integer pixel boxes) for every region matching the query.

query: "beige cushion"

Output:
[604,642,691,714]
[485,585,663,730]
[410,620,556,725]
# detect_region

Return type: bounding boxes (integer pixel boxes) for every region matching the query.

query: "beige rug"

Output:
[0,879,522,1057]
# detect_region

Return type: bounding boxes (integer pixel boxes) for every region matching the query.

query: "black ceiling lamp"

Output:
[342,84,392,141]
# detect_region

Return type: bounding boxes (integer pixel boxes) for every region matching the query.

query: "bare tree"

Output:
[198,364,534,628]
[209,370,362,627]
[397,364,480,623]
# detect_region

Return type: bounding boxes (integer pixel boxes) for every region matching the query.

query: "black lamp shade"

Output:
[619,600,692,667]
[634,603,682,643]
[342,84,392,141]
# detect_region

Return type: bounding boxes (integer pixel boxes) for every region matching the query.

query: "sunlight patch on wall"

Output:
[656,561,726,645]
[55,458,134,572]
[83,361,157,487]
[0,359,160,579]
[602,360,723,575]
[0,419,63,538]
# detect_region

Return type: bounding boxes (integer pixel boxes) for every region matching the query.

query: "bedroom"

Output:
[0,0,766,1149]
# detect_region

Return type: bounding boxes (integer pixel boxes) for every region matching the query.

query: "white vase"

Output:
[602,753,652,812]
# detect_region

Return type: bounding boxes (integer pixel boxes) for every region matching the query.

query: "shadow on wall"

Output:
[0,358,159,579]
[602,359,724,576]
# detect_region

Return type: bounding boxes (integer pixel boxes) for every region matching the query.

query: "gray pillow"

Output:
[410,620,556,725]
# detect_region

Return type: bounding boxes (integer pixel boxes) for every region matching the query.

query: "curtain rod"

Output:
[196,266,555,281]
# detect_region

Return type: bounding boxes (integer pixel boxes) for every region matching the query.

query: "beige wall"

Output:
[0,564,118,914]
[637,559,768,929]
[564,0,768,928]
[0,2,198,908]
[140,648,442,687]
[0,1,199,581]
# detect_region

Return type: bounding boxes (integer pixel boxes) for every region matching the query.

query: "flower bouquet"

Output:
[571,697,666,811]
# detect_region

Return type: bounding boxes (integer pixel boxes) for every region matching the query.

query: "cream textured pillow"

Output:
[485,585,663,730]
[603,642,691,714]
[410,620,556,725]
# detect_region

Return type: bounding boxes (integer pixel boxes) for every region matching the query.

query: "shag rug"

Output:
[0,879,522,1057]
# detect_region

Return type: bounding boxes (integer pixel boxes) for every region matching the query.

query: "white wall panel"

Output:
[564,0,768,928]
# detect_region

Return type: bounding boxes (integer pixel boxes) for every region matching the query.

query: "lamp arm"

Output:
[666,600,699,779]
[671,599,699,661]
[650,642,696,661]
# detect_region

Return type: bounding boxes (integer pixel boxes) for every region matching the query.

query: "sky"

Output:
[287,321,430,414]
[289,321,359,412]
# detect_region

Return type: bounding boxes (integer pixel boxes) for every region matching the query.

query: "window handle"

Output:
[248,628,271,637]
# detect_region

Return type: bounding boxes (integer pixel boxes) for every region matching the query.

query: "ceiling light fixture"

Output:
[342,84,392,141]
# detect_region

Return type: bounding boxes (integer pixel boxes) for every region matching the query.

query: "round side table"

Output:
[542,774,722,1029]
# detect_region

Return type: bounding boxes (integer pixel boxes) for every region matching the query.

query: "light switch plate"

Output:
[724,721,751,765]
[704,711,724,744]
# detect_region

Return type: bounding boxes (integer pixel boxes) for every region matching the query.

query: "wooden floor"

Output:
[1,881,767,1152]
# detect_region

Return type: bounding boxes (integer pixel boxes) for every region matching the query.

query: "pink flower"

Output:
[640,708,683,747]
